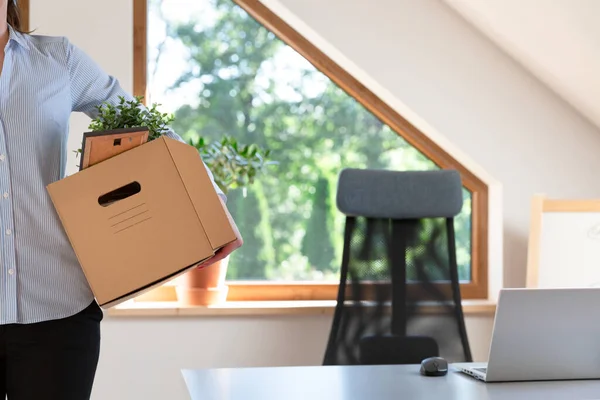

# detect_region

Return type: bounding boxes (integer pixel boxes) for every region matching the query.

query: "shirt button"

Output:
[3,192,8,199]
[5,229,11,236]
[0,155,5,161]
[8,269,14,275]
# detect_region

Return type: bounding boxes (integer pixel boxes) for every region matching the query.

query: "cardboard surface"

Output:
[47,136,236,308]
[165,139,234,249]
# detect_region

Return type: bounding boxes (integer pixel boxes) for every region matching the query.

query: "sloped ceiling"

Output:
[442,0,600,129]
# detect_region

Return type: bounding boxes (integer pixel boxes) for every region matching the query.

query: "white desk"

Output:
[182,364,600,400]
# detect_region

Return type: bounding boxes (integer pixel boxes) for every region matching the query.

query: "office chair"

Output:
[322,168,472,365]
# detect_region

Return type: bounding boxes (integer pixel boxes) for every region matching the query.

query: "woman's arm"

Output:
[64,38,243,263]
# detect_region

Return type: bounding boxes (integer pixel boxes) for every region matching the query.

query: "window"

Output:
[135,0,488,300]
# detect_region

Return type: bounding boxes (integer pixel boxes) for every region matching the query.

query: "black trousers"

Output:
[0,301,103,400]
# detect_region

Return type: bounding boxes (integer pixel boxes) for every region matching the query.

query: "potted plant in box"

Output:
[175,136,276,306]
[87,96,174,139]
[74,95,174,164]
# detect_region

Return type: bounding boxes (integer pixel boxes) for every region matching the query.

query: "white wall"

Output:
[29,0,600,398]
[443,0,600,131]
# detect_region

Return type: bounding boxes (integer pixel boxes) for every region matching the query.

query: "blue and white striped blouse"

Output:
[0,26,224,324]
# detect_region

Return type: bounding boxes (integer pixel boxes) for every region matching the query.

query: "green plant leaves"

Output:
[88,96,174,141]
[189,135,276,195]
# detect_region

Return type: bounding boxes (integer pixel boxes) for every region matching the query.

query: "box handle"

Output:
[98,182,141,207]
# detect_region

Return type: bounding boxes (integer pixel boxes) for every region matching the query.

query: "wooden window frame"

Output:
[138,0,489,300]
[17,0,29,32]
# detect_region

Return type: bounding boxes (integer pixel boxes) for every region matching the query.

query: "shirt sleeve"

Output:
[64,38,226,202]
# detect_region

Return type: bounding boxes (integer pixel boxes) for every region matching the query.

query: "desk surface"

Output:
[182,364,600,400]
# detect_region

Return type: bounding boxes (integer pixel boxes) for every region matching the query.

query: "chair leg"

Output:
[446,218,473,362]
[323,217,356,365]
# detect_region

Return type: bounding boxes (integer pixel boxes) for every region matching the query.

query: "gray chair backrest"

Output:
[336,169,463,219]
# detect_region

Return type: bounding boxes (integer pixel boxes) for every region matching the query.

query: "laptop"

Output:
[453,287,600,382]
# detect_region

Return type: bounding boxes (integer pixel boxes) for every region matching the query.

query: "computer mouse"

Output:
[420,357,448,376]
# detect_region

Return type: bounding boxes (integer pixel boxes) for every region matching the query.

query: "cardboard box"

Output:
[47,136,236,308]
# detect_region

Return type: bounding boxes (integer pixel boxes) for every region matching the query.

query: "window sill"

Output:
[105,299,496,318]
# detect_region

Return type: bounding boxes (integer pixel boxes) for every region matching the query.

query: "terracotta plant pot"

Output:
[176,257,229,306]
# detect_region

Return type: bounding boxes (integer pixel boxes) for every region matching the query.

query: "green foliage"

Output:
[226,182,276,279]
[189,136,276,195]
[301,176,337,272]
[88,96,174,141]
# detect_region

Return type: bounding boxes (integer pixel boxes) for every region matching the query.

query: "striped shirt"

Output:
[0,26,224,324]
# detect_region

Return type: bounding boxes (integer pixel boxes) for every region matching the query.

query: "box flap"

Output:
[164,137,237,250]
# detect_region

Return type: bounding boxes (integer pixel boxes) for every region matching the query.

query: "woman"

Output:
[0,1,242,399]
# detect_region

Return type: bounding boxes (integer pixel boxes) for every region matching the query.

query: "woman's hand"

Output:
[196,196,243,269]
